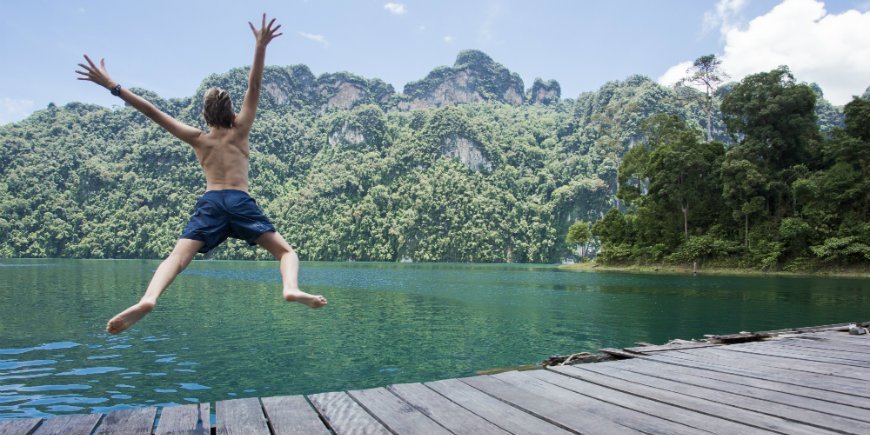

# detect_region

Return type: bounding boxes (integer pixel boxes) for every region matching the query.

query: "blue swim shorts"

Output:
[180,189,276,253]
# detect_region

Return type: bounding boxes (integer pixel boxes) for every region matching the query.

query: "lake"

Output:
[1,259,868,419]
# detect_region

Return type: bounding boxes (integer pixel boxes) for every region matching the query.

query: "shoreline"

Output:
[559,261,870,279]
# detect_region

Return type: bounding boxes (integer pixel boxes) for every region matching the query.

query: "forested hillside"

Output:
[0,51,852,263]
[589,68,870,271]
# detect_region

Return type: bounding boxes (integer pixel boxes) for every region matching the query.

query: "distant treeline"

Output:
[0,51,858,265]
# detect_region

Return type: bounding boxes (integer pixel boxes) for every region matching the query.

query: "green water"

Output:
[1,259,868,419]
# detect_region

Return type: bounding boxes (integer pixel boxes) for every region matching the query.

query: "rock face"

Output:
[528,79,561,105]
[441,134,492,171]
[863,85,870,100]
[400,50,525,110]
[316,73,395,112]
[328,124,365,147]
[195,51,569,116]
[195,65,396,114]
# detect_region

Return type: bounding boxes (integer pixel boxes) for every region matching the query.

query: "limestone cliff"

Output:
[399,50,525,110]
[194,65,395,114]
[441,134,493,172]
[528,78,561,105]
[316,73,395,112]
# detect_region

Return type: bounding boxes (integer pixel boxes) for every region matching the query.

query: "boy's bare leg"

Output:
[106,239,204,334]
[255,231,327,308]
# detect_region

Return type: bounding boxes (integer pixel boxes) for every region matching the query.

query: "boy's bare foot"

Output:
[283,289,328,308]
[106,300,155,334]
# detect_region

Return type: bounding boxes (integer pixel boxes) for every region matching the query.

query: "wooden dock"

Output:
[2,327,870,434]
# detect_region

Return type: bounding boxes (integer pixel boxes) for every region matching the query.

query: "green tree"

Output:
[566,221,592,260]
[676,54,727,141]
[721,152,766,249]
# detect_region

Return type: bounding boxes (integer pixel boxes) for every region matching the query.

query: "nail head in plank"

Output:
[261,395,330,435]
[215,397,269,435]
[388,382,509,435]
[308,391,391,435]
[0,418,42,435]
[425,378,572,435]
[347,387,452,435]
[94,407,157,435]
[156,403,210,435]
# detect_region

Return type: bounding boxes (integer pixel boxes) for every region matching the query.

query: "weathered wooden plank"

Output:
[599,348,640,359]
[388,382,509,435]
[756,339,870,360]
[32,414,101,435]
[807,332,870,346]
[308,391,390,435]
[425,378,573,435]
[645,351,870,399]
[461,375,640,434]
[532,368,765,435]
[215,397,269,435]
[624,341,720,354]
[553,365,832,435]
[155,403,210,435]
[0,418,42,435]
[94,407,157,435]
[581,362,868,435]
[261,395,330,435]
[347,387,451,435]
[725,343,870,367]
[749,342,870,364]
[611,358,870,423]
[626,356,870,410]
[682,347,870,380]
[771,338,870,355]
[493,370,706,435]
[763,338,870,361]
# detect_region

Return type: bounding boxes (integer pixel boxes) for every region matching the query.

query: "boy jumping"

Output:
[76,14,327,334]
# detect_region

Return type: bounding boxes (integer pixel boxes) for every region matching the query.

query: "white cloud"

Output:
[0,98,35,125]
[443,35,454,43]
[660,0,870,105]
[702,0,747,35]
[297,31,329,47]
[658,61,695,87]
[384,3,406,15]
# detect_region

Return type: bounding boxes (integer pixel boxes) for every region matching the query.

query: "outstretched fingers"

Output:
[83,54,98,70]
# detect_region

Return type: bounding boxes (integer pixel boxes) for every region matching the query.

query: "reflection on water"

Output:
[0,259,868,418]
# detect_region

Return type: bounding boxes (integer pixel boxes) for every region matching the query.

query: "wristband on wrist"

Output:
[110,84,122,97]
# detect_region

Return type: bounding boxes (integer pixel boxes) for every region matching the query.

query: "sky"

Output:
[2,0,869,125]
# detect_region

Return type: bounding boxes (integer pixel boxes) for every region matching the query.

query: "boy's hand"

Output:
[75,55,117,89]
[249,13,282,47]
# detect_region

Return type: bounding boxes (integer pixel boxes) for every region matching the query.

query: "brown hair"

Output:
[203,88,235,128]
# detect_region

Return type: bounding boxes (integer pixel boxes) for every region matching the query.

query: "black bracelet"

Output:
[110,84,122,96]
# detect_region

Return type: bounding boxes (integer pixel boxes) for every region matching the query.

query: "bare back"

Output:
[192,127,250,192]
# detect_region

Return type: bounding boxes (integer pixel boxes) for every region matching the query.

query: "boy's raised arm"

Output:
[76,55,202,146]
[234,14,282,132]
